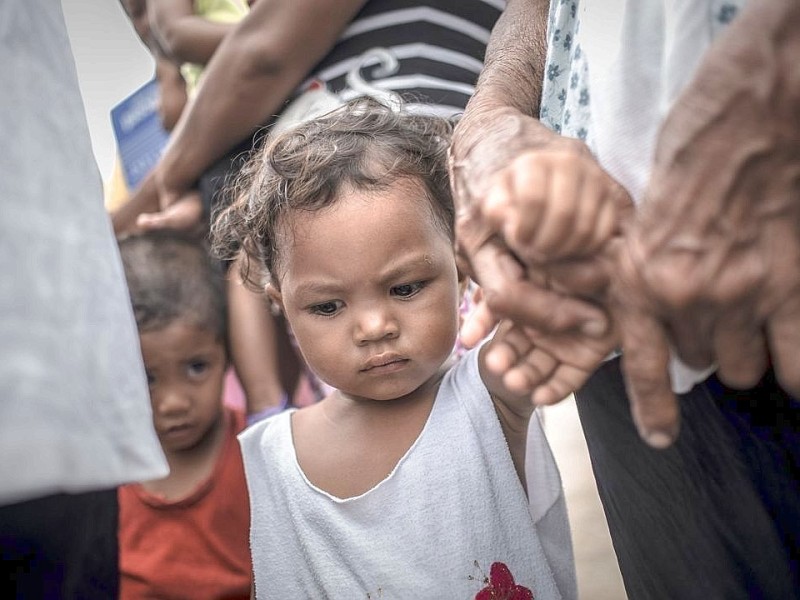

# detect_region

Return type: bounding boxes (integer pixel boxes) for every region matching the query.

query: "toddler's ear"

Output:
[265,283,284,315]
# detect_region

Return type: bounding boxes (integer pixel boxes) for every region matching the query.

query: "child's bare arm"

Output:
[149,0,238,65]
[480,314,619,488]
[478,321,537,490]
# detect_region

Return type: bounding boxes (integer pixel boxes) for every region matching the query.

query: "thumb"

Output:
[136,211,172,231]
[460,299,499,349]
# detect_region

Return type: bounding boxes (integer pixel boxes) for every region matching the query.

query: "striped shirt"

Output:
[304,0,505,117]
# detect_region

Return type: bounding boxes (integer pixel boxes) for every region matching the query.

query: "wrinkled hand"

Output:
[451,107,621,345]
[480,141,632,263]
[485,275,619,406]
[612,0,800,447]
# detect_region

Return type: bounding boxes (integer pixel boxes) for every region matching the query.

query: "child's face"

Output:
[139,321,227,454]
[271,180,460,402]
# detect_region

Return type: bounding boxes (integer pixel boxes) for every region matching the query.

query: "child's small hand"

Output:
[481,140,633,264]
[451,109,630,348]
[487,314,618,406]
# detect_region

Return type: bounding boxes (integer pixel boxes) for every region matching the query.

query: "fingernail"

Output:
[643,429,674,449]
[581,319,607,337]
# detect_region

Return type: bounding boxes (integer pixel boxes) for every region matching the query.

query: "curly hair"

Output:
[118,229,227,344]
[211,97,455,288]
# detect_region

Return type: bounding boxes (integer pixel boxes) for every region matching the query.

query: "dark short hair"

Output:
[211,97,455,287]
[118,229,227,344]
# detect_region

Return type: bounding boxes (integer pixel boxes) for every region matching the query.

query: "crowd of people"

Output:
[2,0,798,598]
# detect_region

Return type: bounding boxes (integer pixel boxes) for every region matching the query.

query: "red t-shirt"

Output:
[119,407,251,599]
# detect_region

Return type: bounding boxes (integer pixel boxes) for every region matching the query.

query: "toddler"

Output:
[117,230,251,599]
[213,99,575,598]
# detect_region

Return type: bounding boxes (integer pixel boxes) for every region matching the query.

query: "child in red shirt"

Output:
[117,230,251,599]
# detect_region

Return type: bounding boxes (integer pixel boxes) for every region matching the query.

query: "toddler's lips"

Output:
[361,354,407,372]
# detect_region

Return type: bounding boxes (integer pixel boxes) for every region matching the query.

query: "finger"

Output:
[587,194,618,254]
[713,309,769,389]
[532,363,591,406]
[485,325,532,373]
[557,171,604,257]
[533,159,582,256]
[473,243,609,335]
[668,312,715,370]
[502,156,548,250]
[546,257,610,300]
[608,177,635,226]
[461,299,500,349]
[504,349,558,396]
[136,212,171,231]
[618,307,680,448]
[766,294,800,397]
[481,170,516,232]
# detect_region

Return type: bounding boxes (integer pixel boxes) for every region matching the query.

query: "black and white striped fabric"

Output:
[304,0,505,117]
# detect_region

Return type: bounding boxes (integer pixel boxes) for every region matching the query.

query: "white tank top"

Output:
[240,347,574,599]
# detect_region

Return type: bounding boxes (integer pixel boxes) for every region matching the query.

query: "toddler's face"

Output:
[272,181,460,402]
[139,321,227,454]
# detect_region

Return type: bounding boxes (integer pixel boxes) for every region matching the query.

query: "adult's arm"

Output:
[450,0,626,403]
[148,0,238,65]
[155,0,368,208]
[614,0,800,447]
[154,54,187,131]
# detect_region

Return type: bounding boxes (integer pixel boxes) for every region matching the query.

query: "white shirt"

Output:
[241,347,575,598]
[540,0,746,391]
[0,0,168,505]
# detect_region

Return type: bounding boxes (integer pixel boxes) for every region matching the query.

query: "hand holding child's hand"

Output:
[451,107,633,348]
[136,190,205,236]
[480,140,632,263]
[485,254,620,406]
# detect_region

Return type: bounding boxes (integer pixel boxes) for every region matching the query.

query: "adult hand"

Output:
[451,106,621,346]
[486,256,619,405]
[111,171,161,235]
[153,155,193,212]
[136,190,205,236]
[611,0,800,448]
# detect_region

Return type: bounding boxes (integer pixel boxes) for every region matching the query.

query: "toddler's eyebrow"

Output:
[379,253,439,283]
[293,281,343,299]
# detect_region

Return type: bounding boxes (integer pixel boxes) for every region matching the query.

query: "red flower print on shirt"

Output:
[474,561,534,600]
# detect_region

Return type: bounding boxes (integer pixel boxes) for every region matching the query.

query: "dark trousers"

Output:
[0,488,119,599]
[576,358,800,600]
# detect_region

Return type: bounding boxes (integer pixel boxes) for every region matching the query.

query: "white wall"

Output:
[62,0,154,181]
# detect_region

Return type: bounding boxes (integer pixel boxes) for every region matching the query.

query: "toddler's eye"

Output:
[391,281,425,298]
[187,360,209,378]
[310,300,343,316]
[145,371,156,386]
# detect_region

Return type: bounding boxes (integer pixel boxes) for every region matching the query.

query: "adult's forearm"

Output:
[453,0,549,153]
[471,0,549,116]
[450,0,550,188]
[157,0,367,195]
